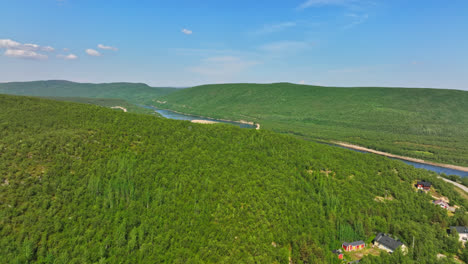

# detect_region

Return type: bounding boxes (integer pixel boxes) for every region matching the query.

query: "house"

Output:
[342,241,365,251]
[449,226,468,243]
[373,233,407,253]
[332,249,344,260]
[416,181,431,191]
[434,200,449,209]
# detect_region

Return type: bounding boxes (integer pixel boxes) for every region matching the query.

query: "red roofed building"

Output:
[434,200,449,209]
[342,241,365,251]
[416,181,431,191]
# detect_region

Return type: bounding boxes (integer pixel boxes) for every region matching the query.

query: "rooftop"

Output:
[417,181,432,187]
[450,226,468,234]
[343,241,365,247]
[374,233,404,251]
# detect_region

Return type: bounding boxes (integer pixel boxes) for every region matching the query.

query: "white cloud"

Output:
[0,39,54,52]
[86,49,101,56]
[0,39,21,49]
[97,44,118,51]
[298,80,306,84]
[4,49,48,60]
[181,28,193,35]
[57,54,78,60]
[255,22,296,34]
[189,56,259,76]
[41,46,55,52]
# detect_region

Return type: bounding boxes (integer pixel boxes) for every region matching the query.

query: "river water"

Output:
[143,106,256,129]
[145,105,467,177]
[333,145,468,177]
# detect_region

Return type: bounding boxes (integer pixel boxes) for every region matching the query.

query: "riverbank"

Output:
[150,105,260,129]
[439,177,468,193]
[111,106,128,112]
[191,119,218,124]
[333,141,468,173]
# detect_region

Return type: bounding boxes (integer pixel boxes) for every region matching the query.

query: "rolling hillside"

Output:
[157,83,468,167]
[0,80,177,105]
[1,94,467,263]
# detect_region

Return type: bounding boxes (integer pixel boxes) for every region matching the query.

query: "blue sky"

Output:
[1,0,467,89]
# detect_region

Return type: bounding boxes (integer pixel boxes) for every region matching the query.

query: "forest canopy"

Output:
[0,94,467,263]
[157,83,468,167]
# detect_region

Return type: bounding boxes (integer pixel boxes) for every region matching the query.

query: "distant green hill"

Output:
[42,97,157,115]
[1,94,466,263]
[0,80,177,105]
[157,83,468,166]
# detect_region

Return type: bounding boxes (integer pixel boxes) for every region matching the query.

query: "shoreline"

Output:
[149,105,464,171]
[191,119,218,124]
[111,106,128,112]
[150,105,260,130]
[333,141,468,173]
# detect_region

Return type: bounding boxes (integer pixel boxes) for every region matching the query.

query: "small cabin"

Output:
[373,233,406,253]
[433,200,449,209]
[416,181,431,191]
[332,249,344,260]
[342,241,365,251]
[449,226,468,244]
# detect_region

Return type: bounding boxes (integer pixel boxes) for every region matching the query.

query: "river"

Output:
[145,106,467,177]
[143,106,256,129]
[333,144,468,177]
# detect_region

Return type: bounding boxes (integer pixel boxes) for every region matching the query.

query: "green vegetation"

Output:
[1,94,467,263]
[43,97,157,115]
[0,80,177,105]
[442,174,468,188]
[157,83,468,166]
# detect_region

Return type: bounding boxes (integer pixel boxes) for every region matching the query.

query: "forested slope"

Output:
[0,80,177,105]
[157,83,468,166]
[1,94,467,263]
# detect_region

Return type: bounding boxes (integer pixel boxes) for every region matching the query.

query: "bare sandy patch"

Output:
[191,120,219,124]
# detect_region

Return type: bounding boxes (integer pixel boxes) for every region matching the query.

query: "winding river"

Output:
[143,106,256,129]
[333,145,468,177]
[145,106,467,177]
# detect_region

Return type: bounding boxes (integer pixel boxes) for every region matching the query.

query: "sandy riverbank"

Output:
[191,120,219,124]
[151,106,260,129]
[111,106,127,112]
[333,141,468,173]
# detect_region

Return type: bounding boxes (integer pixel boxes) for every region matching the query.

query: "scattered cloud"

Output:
[182,28,193,35]
[57,54,78,60]
[0,39,21,49]
[298,80,306,84]
[189,56,259,76]
[254,22,297,34]
[98,44,118,51]
[0,39,54,60]
[0,39,54,52]
[86,49,101,56]
[41,46,55,52]
[4,49,48,60]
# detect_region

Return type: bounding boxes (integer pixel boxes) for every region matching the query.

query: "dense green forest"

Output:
[42,97,157,115]
[0,80,177,105]
[156,83,468,167]
[1,94,467,263]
